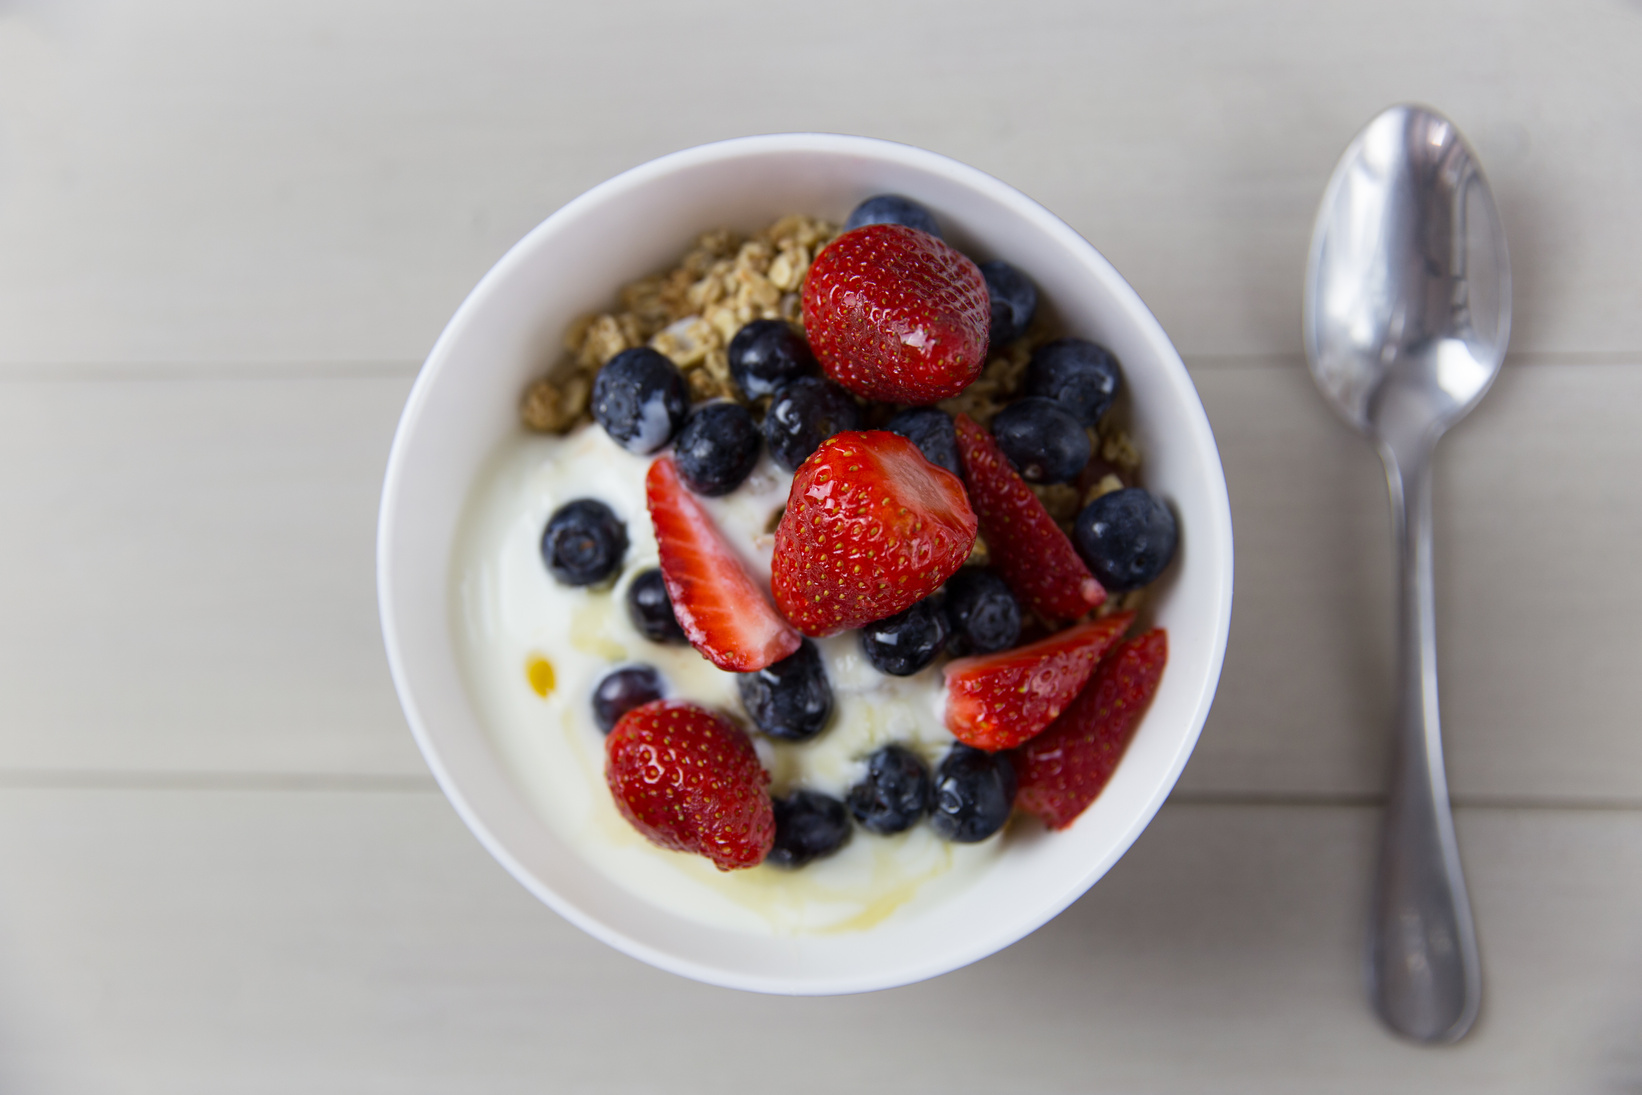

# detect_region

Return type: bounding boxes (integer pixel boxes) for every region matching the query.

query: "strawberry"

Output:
[646,456,801,672]
[802,223,991,404]
[1013,629,1168,829]
[943,613,1133,751]
[954,413,1105,620]
[605,700,774,870]
[772,431,976,636]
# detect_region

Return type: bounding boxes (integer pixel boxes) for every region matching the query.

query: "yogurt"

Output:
[452,424,1004,935]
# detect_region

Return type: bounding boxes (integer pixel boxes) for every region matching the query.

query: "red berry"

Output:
[772,431,977,636]
[802,224,990,404]
[953,413,1105,620]
[943,613,1133,751]
[646,456,801,672]
[605,700,774,870]
[1013,629,1168,830]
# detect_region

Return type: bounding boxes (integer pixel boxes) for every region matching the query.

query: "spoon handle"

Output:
[1370,441,1482,1042]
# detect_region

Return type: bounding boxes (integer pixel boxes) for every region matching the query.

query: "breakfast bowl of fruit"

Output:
[377,133,1233,993]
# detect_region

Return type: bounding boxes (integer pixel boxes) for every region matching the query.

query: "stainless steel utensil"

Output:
[1303,103,1510,1043]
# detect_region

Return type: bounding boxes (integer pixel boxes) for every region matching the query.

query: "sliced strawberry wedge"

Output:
[646,456,801,672]
[772,430,976,636]
[954,413,1104,621]
[943,613,1133,751]
[1013,628,1168,829]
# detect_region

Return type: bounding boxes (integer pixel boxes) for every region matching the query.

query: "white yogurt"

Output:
[451,424,1003,935]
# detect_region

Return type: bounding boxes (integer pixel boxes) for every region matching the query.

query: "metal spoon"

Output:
[1303,103,1510,1043]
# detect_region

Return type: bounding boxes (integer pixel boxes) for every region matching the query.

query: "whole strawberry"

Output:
[944,613,1133,751]
[954,413,1105,621]
[605,699,774,871]
[772,431,976,636]
[802,223,991,404]
[1013,629,1168,829]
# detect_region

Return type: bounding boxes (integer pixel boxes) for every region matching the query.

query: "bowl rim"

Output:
[377,131,1235,994]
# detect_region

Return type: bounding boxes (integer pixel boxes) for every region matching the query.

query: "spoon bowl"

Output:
[1303,103,1511,1043]
[1306,104,1511,444]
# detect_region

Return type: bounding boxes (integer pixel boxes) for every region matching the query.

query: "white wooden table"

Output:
[2,2,1639,1090]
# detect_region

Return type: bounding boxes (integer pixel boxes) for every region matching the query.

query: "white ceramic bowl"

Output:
[378,133,1233,995]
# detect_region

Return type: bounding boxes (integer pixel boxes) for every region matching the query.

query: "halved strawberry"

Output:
[802,224,991,404]
[606,699,774,870]
[943,613,1133,751]
[772,430,977,636]
[646,456,801,672]
[954,413,1105,620]
[1013,629,1168,829]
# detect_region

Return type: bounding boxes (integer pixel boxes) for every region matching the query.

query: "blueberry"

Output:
[859,598,950,677]
[929,744,1017,843]
[847,745,931,835]
[540,499,628,586]
[1073,488,1178,592]
[727,319,817,400]
[591,347,689,454]
[979,260,1037,346]
[843,194,942,239]
[943,568,1021,656]
[674,402,761,497]
[591,665,665,734]
[768,790,852,868]
[1024,338,1122,428]
[885,406,962,478]
[737,639,833,742]
[625,567,685,645]
[990,397,1091,484]
[763,376,862,472]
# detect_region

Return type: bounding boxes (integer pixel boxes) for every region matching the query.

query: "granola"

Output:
[521,215,841,431]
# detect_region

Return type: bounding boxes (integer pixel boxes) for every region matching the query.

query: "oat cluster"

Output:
[521,216,840,432]
[934,337,1035,429]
